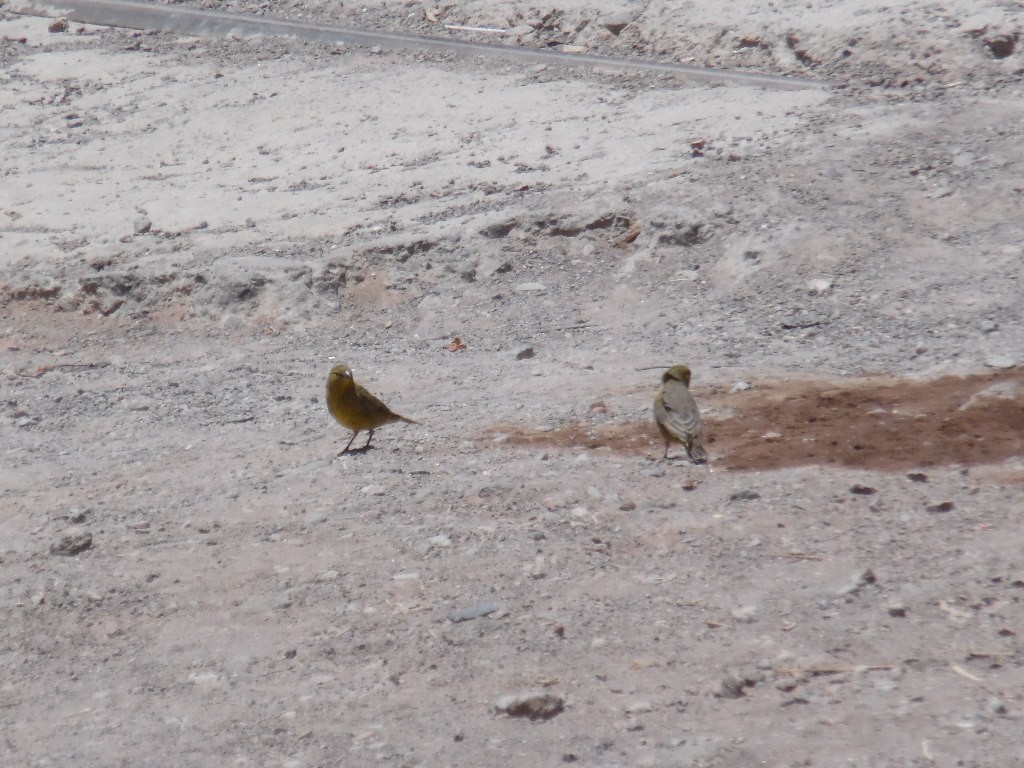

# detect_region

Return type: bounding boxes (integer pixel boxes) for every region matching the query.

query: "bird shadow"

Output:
[338,444,375,458]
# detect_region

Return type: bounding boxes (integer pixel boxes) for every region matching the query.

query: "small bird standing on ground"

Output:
[326,364,417,454]
[653,364,707,463]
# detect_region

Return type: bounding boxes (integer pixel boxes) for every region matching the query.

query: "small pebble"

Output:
[887,602,907,618]
[837,568,877,596]
[729,489,761,501]
[450,601,498,623]
[601,12,632,35]
[850,484,877,496]
[988,697,1008,715]
[731,605,757,623]
[625,701,653,715]
[68,508,89,524]
[50,528,93,556]
[493,692,565,720]
[984,34,1016,59]
[719,671,747,699]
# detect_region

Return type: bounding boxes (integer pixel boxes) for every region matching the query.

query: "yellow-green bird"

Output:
[653,364,707,463]
[326,364,418,454]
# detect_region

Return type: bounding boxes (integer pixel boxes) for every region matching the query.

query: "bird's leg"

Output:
[361,429,375,450]
[662,442,670,460]
[340,430,359,454]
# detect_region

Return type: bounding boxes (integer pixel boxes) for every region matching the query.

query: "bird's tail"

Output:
[396,414,419,425]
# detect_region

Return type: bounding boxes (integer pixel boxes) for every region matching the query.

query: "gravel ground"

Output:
[2,1,1023,766]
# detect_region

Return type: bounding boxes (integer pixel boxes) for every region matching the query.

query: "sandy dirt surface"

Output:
[2,1,1023,766]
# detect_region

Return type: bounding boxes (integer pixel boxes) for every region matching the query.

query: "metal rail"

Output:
[11,0,829,90]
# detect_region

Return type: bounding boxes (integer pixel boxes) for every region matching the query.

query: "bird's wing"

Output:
[653,392,670,423]
[356,386,403,424]
[659,382,702,439]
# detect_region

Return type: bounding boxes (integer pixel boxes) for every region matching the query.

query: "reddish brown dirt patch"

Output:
[487,370,1024,471]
